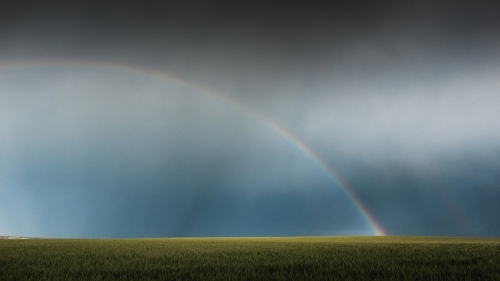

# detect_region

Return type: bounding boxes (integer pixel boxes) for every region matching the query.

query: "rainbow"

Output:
[0,59,386,236]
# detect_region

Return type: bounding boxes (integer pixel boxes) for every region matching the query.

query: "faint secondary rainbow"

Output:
[0,59,386,236]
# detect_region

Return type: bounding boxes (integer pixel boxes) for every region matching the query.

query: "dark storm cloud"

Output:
[3,1,499,64]
[2,1,499,103]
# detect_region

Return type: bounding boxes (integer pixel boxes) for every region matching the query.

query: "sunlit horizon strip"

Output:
[0,59,386,236]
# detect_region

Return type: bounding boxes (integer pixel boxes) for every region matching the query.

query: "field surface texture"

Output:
[1,237,499,280]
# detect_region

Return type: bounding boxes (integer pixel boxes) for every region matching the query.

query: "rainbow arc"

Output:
[0,59,386,236]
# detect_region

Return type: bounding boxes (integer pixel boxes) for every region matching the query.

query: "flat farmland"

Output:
[1,237,499,280]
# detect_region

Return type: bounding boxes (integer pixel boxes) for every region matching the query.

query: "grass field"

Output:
[1,236,499,280]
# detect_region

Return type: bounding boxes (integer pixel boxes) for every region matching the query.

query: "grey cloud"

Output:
[296,65,500,166]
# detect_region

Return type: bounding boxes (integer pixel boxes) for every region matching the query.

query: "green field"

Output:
[1,236,499,280]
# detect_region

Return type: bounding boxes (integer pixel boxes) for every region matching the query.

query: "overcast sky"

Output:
[1,0,499,237]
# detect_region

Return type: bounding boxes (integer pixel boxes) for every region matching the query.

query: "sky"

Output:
[1,0,499,238]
